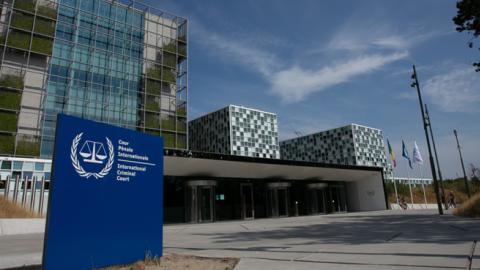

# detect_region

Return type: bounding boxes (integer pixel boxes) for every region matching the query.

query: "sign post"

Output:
[43,114,164,269]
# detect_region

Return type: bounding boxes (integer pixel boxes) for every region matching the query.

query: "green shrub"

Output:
[177,137,186,149]
[11,12,34,31]
[145,79,161,96]
[34,17,55,36]
[146,66,161,80]
[0,112,18,132]
[161,118,175,131]
[37,5,57,19]
[145,113,159,129]
[162,132,175,148]
[15,137,40,156]
[7,31,31,50]
[176,106,186,117]
[145,98,160,112]
[0,134,15,154]
[0,75,24,89]
[162,67,176,83]
[0,90,21,110]
[453,192,480,218]
[176,119,186,133]
[163,42,177,53]
[14,0,35,13]
[31,35,53,54]
[163,53,176,67]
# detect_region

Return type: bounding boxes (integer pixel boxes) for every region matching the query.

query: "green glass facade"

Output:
[0,0,188,158]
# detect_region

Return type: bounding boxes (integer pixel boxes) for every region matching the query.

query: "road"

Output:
[1,210,479,269]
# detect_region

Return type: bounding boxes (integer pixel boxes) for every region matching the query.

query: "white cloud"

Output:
[269,51,408,102]
[423,67,480,113]
[192,20,429,103]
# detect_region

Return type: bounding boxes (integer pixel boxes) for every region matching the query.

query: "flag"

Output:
[412,141,423,165]
[387,139,396,168]
[402,140,413,169]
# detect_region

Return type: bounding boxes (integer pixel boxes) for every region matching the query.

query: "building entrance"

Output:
[241,183,254,219]
[306,183,327,215]
[266,182,290,217]
[185,180,216,223]
[329,185,347,213]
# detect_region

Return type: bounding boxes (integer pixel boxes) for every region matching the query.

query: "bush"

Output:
[453,193,480,218]
[11,12,34,31]
[177,137,186,149]
[161,118,175,131]
[163,53,176,68]
[34,17,55,36]
[146,66,162,80]
[145,113,159,129]
[162,132,175,148]
[145,79,161,96]
[7,31,31,50]
[37,4,57,19]
[0,134,15,154]
[145,98,160,112]
[15,137,40,156]
[176,106,186,117]
[14,0,35,13]
[162,67,176,83]
[176,120,186,133]
[0,112,18,132]
[31,35,53,55]
[163,42,177,53]
[0,90,22,110]
[0,75,24,89]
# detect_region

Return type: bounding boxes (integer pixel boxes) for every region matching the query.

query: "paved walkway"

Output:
[1,210,479,269]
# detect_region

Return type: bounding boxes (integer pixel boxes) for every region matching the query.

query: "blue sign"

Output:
[43,114,164,269]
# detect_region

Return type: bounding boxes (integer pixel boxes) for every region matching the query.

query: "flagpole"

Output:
[392,168,398,206]
[420,165,427,208]
[406,160,414,207]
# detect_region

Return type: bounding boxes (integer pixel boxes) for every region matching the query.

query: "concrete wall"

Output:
[346,173,387,211]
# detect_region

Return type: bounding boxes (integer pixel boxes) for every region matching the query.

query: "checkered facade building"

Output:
[280,124,391,178]
[188,105,279,159]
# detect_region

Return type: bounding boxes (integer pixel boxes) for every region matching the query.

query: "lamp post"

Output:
[424,104,447,208]
[410,65,443,215]
[453,129,471,198]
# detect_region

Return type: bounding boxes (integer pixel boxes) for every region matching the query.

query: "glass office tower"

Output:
[0,0,187,158]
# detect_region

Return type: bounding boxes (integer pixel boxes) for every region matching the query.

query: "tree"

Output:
[453,0,480,71]
[470,163,480,182]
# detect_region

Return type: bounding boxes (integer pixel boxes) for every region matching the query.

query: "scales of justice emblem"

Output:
[70,132,114,179]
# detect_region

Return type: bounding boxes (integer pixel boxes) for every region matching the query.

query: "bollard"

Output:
[38,177,46,215]
[13,175,20,203]
[30,177,37,211]
[22,177,29,206]
[4,176,10,198]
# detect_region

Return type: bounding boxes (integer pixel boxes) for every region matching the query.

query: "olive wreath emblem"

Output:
[70,133,114,179]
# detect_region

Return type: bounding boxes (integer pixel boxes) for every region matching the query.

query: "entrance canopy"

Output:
[164,153,382,182]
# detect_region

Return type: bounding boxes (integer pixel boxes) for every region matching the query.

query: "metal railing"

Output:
[1,175,49,215]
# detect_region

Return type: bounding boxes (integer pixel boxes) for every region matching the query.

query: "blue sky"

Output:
[148,0,479,179]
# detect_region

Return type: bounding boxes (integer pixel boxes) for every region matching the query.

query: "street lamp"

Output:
[424,104,447,208]
[410,65,443,215]
[454,129,471,198]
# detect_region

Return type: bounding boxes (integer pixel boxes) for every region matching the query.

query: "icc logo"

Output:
[70,133,115,179]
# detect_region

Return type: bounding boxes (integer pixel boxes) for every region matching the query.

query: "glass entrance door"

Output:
[266,183,290,218]
[241,184,254,219]
[307,188,326,214]
[198,186,213,222]
[185,181,216,223]
[329,185,347,213]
